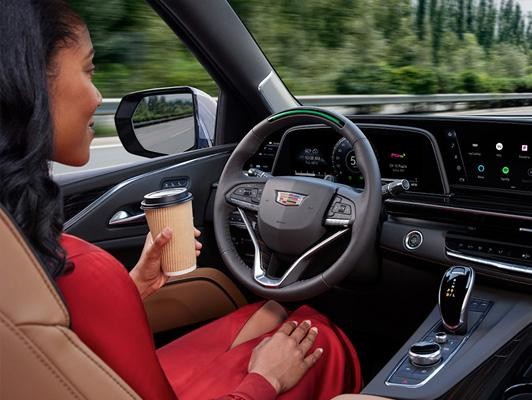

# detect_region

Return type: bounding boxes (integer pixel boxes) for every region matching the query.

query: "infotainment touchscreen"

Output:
[455,131,532,191]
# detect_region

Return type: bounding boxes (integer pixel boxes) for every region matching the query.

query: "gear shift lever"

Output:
[438,266,475,335]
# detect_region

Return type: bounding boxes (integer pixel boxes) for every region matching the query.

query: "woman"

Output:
[0,1,362,399]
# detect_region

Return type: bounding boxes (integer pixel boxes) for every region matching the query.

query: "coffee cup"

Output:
[141,188,196,276]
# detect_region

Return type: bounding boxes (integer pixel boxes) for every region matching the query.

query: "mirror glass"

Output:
[132,93,196,154]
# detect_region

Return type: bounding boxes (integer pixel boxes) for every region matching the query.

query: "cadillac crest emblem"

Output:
[275,191,307,206]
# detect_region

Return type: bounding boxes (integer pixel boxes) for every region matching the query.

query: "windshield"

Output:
[231,0,532,116]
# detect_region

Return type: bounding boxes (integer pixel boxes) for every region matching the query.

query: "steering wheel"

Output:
[214,107,381,301]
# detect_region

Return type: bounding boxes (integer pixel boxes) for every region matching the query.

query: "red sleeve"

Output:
[214,373,277,400]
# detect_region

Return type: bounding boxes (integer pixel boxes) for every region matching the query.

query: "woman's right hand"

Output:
[248,320,323,394]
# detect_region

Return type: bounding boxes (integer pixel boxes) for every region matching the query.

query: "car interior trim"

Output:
[236,207,264,283]
[64,152,228,231]
[143,268,247,333]
[386,199,532,223]
[108,210,146,227]
[447,250,532,276]
[257,70,298,113]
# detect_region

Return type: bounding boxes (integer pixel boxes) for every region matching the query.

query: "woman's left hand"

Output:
[130,227,202,299]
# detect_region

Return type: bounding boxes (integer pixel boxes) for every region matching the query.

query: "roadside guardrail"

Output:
[98,93,532,116]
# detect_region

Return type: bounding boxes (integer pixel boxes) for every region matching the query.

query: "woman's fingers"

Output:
[299,326,318,354]
[277,320,298,336]
[290,320,311,343]
[146,228,172,260]
[303,347,323,369]
[194,228,202,256]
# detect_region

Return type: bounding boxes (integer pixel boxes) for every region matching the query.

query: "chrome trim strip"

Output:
[237,208,264,283]
[64,152,226,230]
[446,251,532,275]
[275,229,349,287]
[237,206,349,288]
[385,300,492,389]
[386,199,532,222]
[519,227,532,233]
[324,218,350,226]
[108,211,146,226]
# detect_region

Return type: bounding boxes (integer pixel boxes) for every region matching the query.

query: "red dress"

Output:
[57,234,362,400]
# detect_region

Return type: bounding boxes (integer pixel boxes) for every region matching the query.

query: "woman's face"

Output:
[48,26,102,166]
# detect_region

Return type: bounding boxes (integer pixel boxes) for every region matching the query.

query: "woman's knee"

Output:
[230,300,287,348]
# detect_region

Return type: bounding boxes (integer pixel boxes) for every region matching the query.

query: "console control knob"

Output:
[435,332,448,344]
[408,341,442,367]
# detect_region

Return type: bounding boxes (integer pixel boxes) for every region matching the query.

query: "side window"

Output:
[54,2,218,175]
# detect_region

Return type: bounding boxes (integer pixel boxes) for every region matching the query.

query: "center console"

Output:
[362,268,532,399]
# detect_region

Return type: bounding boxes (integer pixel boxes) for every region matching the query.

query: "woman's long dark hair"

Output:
[0,0,84,278]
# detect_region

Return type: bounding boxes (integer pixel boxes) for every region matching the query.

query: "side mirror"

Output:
[115,86,216,158]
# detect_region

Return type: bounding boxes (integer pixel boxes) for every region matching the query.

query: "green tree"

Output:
[416,0,427,40]
[466,0,474,32]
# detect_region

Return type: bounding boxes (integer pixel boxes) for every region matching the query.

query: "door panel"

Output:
[57,145,234,270]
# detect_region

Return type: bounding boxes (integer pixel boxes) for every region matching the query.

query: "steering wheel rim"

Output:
[214,107,381,302]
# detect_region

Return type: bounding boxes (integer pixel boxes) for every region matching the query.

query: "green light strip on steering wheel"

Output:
[267,109,344,127]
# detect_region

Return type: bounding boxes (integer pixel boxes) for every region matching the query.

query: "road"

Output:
[52,106,532,176]
[135,116,195,153]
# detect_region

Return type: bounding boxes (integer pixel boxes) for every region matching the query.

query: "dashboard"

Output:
[248,119,532,196]
[243,116,532,288]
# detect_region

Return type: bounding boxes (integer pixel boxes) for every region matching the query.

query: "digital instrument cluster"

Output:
[272,126,445,194]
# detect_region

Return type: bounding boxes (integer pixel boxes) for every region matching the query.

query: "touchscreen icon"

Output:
[477,164,485,173]
[522,144,528,152]
[501,166,510,175]
[496,142,504,151]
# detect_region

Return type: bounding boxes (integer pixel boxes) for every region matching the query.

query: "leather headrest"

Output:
[0,207,69,326]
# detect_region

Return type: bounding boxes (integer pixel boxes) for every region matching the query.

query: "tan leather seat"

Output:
[0,207,141,400]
